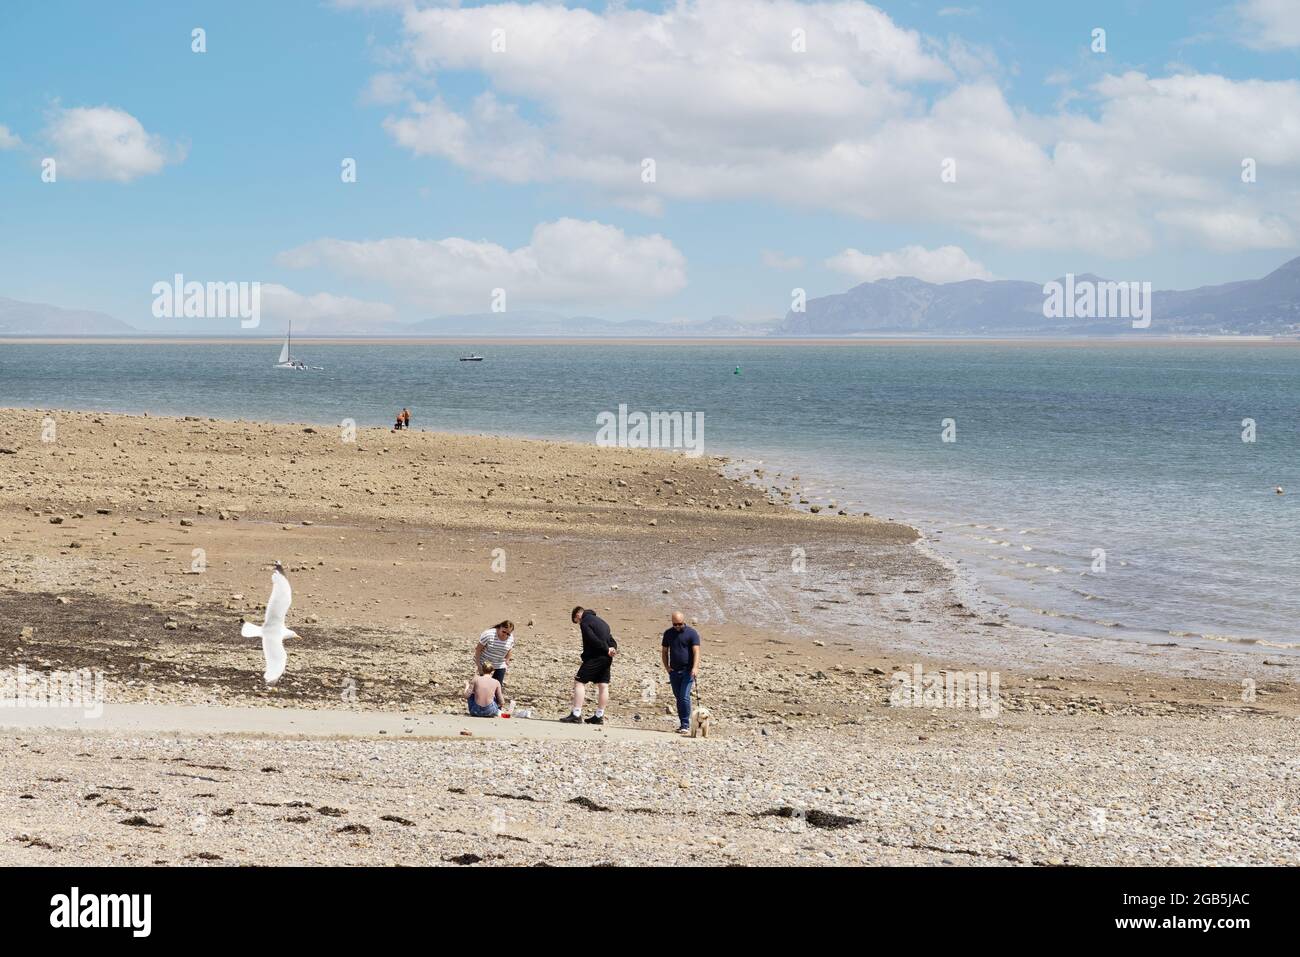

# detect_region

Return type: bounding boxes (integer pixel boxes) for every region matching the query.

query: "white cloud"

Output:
[383,0,948,201]
[360,0,1300,256]
[360,72,411,106]
[944,36,1000,80]
[0,125,21,150]
[43,106,182,182]
[384,93,547,183]
[1155,209,1295,250]
[762,250,805,271]
[1237,0,1300,50]
[259,284,397,326]
[278,218,687,312]
[826,244,994,283]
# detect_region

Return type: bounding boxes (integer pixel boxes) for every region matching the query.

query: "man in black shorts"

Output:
[560,605,617,725]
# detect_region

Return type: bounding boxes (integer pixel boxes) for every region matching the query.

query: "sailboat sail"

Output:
[275,322,316,369]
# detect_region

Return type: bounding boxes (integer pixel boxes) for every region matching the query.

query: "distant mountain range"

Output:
[404,312,776,337]
[0,299,778,337]
[6,255,1300,337]
[0,297,135,335]
[778,256,1300,336]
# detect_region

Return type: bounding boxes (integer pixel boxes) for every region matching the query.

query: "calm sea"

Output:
[2,340,1297,651]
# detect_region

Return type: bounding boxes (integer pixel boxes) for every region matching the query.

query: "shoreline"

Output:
[8,399,1289,674]
[3,404,1292,680]
[722,449,1300,673]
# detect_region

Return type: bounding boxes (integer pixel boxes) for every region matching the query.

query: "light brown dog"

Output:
[690,704,711,738]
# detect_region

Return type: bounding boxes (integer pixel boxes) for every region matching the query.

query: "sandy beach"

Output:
[1,407,1298,866]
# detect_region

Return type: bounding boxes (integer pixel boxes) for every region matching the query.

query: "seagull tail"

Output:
[241,622,263,639]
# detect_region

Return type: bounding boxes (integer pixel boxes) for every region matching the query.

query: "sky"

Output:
[1,0,1298,331]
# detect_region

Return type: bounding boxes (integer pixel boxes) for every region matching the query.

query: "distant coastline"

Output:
[0,334,1293,346]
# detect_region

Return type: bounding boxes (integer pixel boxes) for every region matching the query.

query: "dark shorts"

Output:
[492,668,506,686]
[574,656,611,685]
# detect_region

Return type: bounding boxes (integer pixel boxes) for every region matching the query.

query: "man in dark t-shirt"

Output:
[560,605,617,725]
[660,611,701,734]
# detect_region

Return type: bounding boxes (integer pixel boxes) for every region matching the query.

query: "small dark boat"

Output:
[458,354,485,362]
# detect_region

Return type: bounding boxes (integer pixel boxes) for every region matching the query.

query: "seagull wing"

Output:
[263,634,287,684]
[263,569,292,630]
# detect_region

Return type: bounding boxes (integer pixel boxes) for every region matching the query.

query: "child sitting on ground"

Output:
[464,659,505,718]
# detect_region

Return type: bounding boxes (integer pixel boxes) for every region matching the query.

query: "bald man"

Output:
[660,612,701,735]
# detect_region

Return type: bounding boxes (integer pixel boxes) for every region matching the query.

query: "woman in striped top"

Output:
[474,620,516,687]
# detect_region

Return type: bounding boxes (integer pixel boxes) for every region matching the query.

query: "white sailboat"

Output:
[274,322,310,370]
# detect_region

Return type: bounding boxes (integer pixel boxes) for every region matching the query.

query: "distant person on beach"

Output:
[560,605,616,724]
[474,620,515,688]
[402,408,411,429]
[661,611,701,735]
[393,410,404,431]
[465,659,504,718]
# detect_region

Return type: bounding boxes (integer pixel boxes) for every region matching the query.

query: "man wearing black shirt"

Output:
[661,611,701,735]
[560,605,617,725]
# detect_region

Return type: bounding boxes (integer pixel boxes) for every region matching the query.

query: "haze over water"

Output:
[3,340,1296,651]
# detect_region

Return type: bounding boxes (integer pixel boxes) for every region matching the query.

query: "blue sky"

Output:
[1,0,1297,331]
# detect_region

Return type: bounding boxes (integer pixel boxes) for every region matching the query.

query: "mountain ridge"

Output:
[0,297,136,335]
[777,256,1300,336]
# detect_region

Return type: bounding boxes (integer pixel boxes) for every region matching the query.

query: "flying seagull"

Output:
[241,561,299,685]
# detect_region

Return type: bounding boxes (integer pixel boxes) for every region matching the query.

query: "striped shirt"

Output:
[477,628,515,669]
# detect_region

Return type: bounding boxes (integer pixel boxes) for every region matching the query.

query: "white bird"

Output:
[241,561,299,685]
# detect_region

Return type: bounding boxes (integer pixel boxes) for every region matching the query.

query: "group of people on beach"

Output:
[463,606,702,735]
[392,408,412,430]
